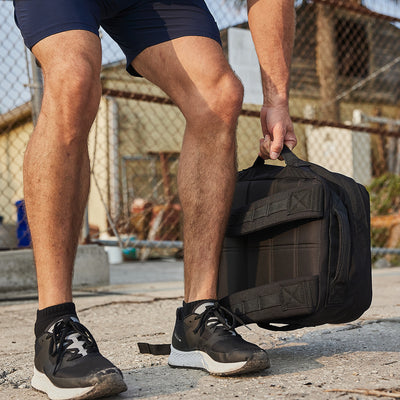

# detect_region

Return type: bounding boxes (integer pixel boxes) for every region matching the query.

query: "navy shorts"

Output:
[13,0,221,76]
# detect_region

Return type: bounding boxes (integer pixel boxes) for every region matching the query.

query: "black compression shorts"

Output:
[14,0,221,76]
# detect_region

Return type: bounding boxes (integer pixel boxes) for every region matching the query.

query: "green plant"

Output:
[367,173,400,216]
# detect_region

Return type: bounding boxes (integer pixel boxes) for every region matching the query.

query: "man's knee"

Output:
[43,58,101,115]
[37,58,101,145]
[215,73,244,123]
[187,72,244,129]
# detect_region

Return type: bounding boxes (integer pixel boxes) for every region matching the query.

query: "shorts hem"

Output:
[24,23,99,50]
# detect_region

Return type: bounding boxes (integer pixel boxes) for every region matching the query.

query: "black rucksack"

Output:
[218,146,372,331]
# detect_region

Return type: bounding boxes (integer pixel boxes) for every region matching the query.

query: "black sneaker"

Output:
[31,316,127,400]
[168,301,270,376]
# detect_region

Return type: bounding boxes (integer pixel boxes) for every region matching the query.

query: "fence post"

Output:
[30,54,43,126]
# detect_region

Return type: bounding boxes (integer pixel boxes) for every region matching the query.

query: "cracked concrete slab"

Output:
[0,263,399,400]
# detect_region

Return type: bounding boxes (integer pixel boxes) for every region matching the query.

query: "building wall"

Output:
[0,121,32,224]
[87,98,110,235]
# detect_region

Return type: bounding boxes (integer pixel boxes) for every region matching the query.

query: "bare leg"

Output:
[25,31,102,309]
[132,37,243,302]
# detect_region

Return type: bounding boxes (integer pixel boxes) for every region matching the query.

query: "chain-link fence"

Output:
[0,0,399,264]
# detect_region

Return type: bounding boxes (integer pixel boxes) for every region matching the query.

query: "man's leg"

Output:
[132,37,269,375]
[25,30,126,399]
[26,31,101,309]
[133,37,241,302]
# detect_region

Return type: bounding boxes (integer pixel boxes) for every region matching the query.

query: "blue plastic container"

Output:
[15,199,32,248]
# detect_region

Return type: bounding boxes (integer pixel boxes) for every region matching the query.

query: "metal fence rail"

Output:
[0,0,399,264]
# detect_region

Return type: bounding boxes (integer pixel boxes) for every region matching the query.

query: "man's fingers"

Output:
[283,130,297,151]
[269,124,285,160]
[259,104,297,160]
[259,136,270,159]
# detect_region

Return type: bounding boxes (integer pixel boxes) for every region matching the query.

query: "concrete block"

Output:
[73,245,110,287]
[0,245,109,292]
[0,248,35,291]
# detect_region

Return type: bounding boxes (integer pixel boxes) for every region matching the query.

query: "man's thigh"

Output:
[131,36,235,115]
[100,0,222,77]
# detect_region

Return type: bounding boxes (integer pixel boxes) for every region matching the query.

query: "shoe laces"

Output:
[48,318,98,369]
[193,302,247,336]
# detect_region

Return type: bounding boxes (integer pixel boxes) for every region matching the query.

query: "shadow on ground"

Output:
[102,319,399,399]
[265,319,400,376]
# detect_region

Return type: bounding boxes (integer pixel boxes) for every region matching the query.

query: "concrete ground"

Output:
[0,260,399,400]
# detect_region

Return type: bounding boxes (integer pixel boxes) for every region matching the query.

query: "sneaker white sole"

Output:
[31,368,93,400]
[31,367,127,400]
[169,345,268,376]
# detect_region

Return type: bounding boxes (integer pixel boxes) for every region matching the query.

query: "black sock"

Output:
[34,302,77,338]
[182,299,216,316]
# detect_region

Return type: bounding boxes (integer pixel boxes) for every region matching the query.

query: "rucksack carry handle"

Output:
[252,146,310,168]
[281,145,310,167]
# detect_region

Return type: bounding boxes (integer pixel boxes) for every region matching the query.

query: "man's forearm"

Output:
[247,0,295,107]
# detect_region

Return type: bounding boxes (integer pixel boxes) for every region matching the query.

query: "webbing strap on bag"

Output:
[226,183,324,237]
[220,276,319,325]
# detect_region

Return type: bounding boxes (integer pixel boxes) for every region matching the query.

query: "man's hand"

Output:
[259,103,296,160]
[247,0,296,160]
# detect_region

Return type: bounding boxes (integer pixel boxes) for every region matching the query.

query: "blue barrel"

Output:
[15,200,32,248]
